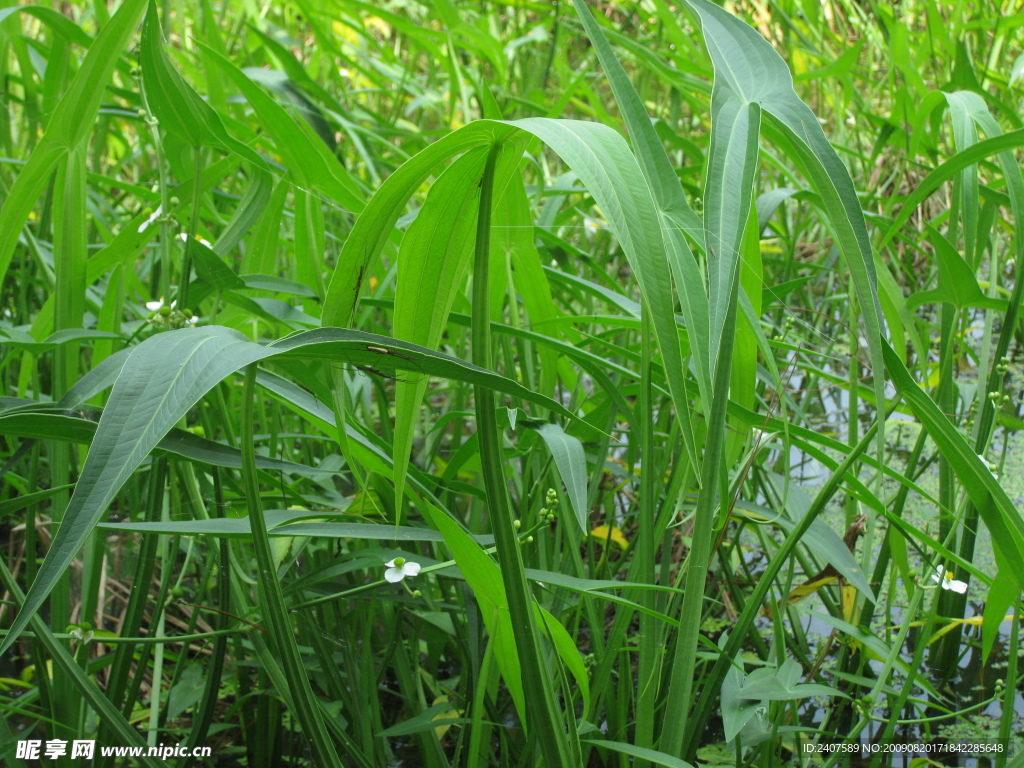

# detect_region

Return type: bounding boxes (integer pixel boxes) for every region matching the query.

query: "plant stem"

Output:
[471,142,575,767]
[240,363,342,768]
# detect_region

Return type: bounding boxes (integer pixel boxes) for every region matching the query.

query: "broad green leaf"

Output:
[721,664,767,743]
[324,116,700,472]
[571,0,711,410]
[419,500,525,720]
[322,122,520,329]
[0,325,578,653]
[684,0,885,447]
[420,502,589,727]
[0,329,267,655]
[391,147,492,521]
[735,659,846,701]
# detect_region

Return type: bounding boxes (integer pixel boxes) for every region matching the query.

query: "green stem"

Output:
[661,271,739,756]
[177,148,204,310]
[471,143,574,766]
[681,409,890,759]
[634,303,659,763]
[240,363,342,768]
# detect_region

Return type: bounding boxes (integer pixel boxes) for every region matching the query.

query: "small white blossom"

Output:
[146,297,174,311]
[931,565,967,594]
[384,557,421,583]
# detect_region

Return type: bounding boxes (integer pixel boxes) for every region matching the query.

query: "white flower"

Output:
[931,565,967,594]
[384,557,421,583]
[146,297,175,311]
[138,205,163,233]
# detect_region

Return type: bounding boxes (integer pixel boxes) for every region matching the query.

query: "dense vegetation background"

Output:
[1,0,1023,765]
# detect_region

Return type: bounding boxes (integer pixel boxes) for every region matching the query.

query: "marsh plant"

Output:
[1,0,1023,766]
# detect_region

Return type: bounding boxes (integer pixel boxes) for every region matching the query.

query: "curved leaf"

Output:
[0,0,149,284]
[0,325,579,653]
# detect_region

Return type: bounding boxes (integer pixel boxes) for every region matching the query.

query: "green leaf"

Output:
[571,0,711,410]
[0,325,579,653]
[0,0,148,285]
[140,0,265,167]
[526,422,589,534]
[197,41,364,212]
[419,501,526,720]
[323,117,702,475]
[420,502,589,727]
[684,0,886,448]
[190,236,245,291]
[391,146,492,520]
[721,664,767,744]
[580,740,694,768]
[377,703,469,738]
[736,659,846,702]
[906,226,1007,311]
[883,341,1024,593]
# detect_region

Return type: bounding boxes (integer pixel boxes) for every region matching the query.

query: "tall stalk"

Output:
[634,304,660,764]
[661,272,739,756]
[470,143,575,766]
[240,364,342,768]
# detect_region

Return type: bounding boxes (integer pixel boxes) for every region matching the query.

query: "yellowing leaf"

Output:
[332,20,359,45]
[365,16,391,36]
[431,696,461,739]
[786,574,837,605]
[589,525,629,549]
